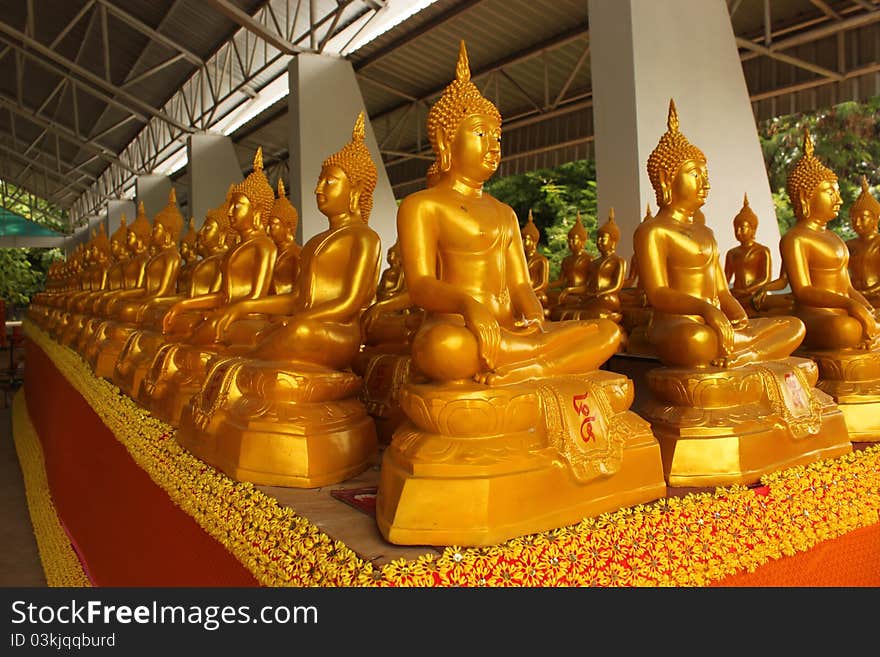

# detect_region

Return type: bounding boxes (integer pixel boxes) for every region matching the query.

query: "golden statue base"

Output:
[376,371,666,546]
[798,348,880,442]
[85,322,136,379]
[357,350,413,445]
[176,358,377,488]
[641,357,852,487]
[140,342,214,427]
[114,329,166,398]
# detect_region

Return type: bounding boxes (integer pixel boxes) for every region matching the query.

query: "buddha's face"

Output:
[228,192,257,232]
[315,165,352,217]
[387,246,400,267]
[111,239,125,259]
[522,233,536,254]
[852,209,878,237]
[197,217,220,255]
[667,159,710,212]
[734,219,755,244]
[268,216,289,245]
[180,241,194,262]
[151,221,167,247]
[597,231,616,256]
[806,180,842,225]
[449,113,501,183]
[568,234,584,253]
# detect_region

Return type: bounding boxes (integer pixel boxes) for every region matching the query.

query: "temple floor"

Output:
[10,320,880,587]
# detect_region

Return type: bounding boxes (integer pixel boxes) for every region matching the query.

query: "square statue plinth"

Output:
[177,358,377,488]
[375,370,667,547]
[641,357,852,488]
[797,348,880,442]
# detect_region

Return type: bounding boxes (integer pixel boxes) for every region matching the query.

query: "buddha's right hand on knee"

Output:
[703,305,734,357]
[463,298,500,371]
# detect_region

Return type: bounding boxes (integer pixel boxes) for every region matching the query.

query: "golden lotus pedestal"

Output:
[176,358,377,488]
[376,370,667,547]
[357,350,413,445]
[140,342,214,427]
[83,321,137,379]
[114,329,167,398]
[799,348,880,442]
[640,357,852,488]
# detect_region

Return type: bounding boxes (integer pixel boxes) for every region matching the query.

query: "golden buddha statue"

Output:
[375,41,665,547]
[551,208,626,325]
[75,203,154,353]
[55,227,111,344]
[114,200,235,399]
[176,218,199,295]
[521,209,550,315]
[628,100,850,486]
[176,112,382,488]
[141,148,277,426]
[724,194,793,317]
[545,211,590,311]
[268,179,302,296]
[87,189,185,378]
[845,176,880,307]
[780,130,880,441]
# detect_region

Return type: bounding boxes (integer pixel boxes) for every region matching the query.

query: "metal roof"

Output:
[2,0,880,229]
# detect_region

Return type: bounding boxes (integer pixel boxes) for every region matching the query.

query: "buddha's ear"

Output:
[349,184,362,215]
[798,190,811,219]
[433,126,452,172]
[658,171,672,206]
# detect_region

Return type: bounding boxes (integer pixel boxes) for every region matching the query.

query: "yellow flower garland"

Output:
[22,320,880,587]
[11,391,91,587]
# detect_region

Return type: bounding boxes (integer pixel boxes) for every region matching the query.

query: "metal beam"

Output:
[203,0,313,55]
[0,22,194,133]
[736,37,843,80]
[809,0,842,21]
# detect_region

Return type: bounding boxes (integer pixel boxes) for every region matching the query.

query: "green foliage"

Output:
[485,159,598,279]
[758,97,880,240]
[0,247,63,307]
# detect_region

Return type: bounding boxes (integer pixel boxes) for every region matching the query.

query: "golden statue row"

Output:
[29,41,874,549]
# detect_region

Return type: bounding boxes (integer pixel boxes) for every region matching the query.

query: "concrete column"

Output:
[136,175,172,220]
[288,53,398,254]
[187,132,243,229]
[106,199,136,237]
[588,0,778,263]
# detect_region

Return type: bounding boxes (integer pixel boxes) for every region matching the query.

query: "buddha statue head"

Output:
[733,193,758,245]
[522,209,540,256]
[597,208,621,257]
[127,201,153,255]
[110,215,128,260]
[317,111,378,222]
[91,224,111,266]
[849,176,880,237]
[227,147,275,235]
[179,218,198,263]
[268,178,299,246]
[786,128,840,225]
[426,40,502,185]
[567,211,587,254]
[197,200,233,257]
[647,99,708,213]
[151,188,185,249]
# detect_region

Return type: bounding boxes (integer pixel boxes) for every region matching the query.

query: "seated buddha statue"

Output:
[845,176,880,307]
[176,218,199,295]
[551,208,626,325]
[374,41,665,547]
[87,189,185,378]
[114,200,236,399]
[54,228,109,344]
[521,209,550,315]
[627,100,849,486]
[75,203,154,353]
[780,130,880,441]
[722,194,793,318]
[141,148,277,426]
[176,112,382,488]
[545,211,590,312]
[268,179,302,296]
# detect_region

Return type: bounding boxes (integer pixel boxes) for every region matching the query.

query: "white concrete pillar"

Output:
[187,132,243,229]
[136,175,172,220]
[288,53,398,254]
[588,0,778,262]
[106,199,136,237]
